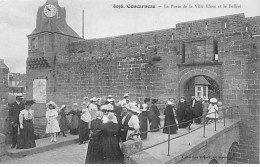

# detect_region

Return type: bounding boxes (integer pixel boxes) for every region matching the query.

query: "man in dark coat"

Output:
[176,96,187,128]
[8,94,25,148]
[193,97,203,124]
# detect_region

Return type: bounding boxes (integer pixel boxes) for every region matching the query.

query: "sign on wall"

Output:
[33,79,47,103]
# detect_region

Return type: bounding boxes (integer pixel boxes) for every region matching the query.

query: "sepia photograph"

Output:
[0,0,259,164]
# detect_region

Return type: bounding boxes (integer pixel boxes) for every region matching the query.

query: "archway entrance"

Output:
[209,159,219,164]
[227,142,240,164]
[183,75,220,102]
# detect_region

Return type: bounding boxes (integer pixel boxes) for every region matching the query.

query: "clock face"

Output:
[43,4,57,17]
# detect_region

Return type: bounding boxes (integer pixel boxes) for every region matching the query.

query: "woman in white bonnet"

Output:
[126,102,141,140]
[46,101,60,143]
[101,112,124,163]
[85,111,103,164]
[78,103,91,144]
[68,103,81,135]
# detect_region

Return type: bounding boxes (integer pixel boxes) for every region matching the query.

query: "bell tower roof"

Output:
[29,0,81,38]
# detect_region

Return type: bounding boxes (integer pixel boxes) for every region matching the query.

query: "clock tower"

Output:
[26,0,81,107]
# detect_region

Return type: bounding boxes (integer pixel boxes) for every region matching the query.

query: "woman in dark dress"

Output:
[68,103,81,135]
[193,97,203,124]
[176,96,187,128]
[79,105,91,144]
[101,113,124,164]
[58,105,70,137]
[139,98,150,140]
[17,100,36,149]
[163,100,178,134]
[184,102,193,129]
[148,99,161,132]
[85,111,104,164]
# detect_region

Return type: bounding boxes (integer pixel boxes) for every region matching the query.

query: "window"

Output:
[214,40,218,61]
[195,85,208,99]
[30,37,38,50]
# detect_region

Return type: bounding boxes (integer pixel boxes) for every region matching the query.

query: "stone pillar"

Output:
[121,139,143,163]
[0,59,9,155]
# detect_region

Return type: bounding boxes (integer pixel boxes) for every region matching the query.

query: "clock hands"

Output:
[44,5,56,17]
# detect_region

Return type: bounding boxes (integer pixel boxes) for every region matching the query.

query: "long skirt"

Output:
[139,114,148,140]
[16,120,36,149]
[147,112,160,132]
[79,120,90,143]
[70,115,79,129]
[59,116,70,132]
[85,139,103,164]
[163,116,178,134]
[70,115,79,135]
[102,136,124,164]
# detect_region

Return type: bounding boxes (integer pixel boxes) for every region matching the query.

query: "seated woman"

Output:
[101,113,124,164]
[17,100,36,149]
[85,111,104,164]
[163,100,178,134]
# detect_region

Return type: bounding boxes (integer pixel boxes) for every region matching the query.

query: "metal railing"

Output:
[137,105,239,156]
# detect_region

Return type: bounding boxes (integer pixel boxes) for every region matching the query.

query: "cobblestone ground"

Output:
[2,143,89,164]
[1,120,208,164]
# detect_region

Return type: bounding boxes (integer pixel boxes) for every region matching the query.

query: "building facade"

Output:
[26,0,259,164]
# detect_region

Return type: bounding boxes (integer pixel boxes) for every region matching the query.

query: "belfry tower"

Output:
[26,0,81,109]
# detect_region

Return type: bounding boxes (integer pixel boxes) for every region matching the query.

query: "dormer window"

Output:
[29,37,38,50]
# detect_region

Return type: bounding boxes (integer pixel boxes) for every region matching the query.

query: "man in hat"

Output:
[109,98,122,124]
[8,93,25,148]
[96,98,102,110]
[117,93,130,108]
[193,96,203,124]
[176,96,187,128]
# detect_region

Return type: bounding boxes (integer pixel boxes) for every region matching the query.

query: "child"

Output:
[46,101,60,142]
[206,98,218,124]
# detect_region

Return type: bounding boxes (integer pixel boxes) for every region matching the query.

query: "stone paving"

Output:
[1,120,224,164]
[1,142,88,164]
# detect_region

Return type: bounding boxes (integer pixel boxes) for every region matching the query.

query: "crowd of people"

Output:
[8,92,224,163]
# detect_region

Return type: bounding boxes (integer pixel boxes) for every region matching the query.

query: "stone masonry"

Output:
[25,1,260,163]
[0,59,9,155]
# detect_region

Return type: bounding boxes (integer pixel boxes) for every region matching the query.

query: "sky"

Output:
[0,0,259,74]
